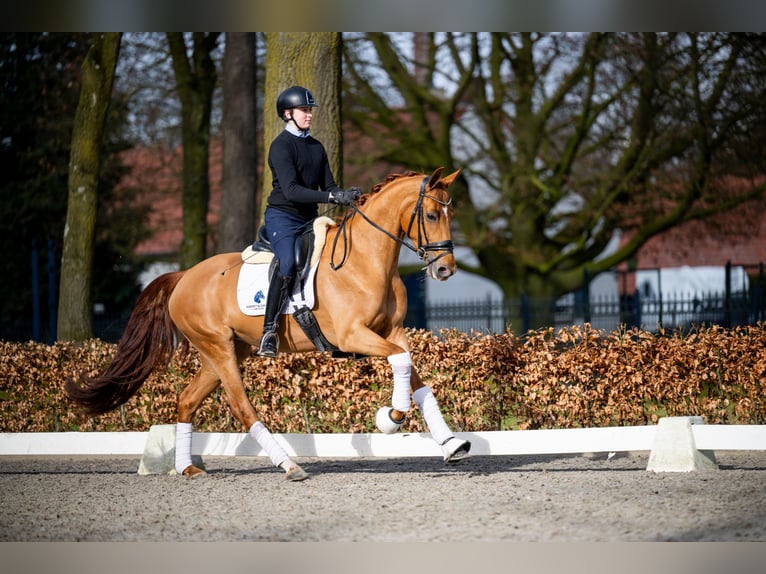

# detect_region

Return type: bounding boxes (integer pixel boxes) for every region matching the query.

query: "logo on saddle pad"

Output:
[237,262,318,316]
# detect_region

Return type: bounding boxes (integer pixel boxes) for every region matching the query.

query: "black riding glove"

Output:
[329,187,362,206]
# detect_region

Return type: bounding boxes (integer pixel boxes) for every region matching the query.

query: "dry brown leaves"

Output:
[1,323,764,433]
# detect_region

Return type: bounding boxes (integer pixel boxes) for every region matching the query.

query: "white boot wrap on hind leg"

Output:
[387,351,412,412]
[250,421,289,468]
[413,386,453,445]
[175,422,193,474]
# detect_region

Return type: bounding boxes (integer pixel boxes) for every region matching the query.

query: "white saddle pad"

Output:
[236,260,319,316]
[236,215,333,316]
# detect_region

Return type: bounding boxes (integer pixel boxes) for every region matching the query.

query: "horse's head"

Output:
[401,167,461,281]
[344,167,461,280]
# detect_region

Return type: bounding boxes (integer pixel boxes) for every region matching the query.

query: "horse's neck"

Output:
[329,199,405,274]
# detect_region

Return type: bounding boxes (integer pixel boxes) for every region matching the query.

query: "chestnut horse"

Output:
[65,167,470,480]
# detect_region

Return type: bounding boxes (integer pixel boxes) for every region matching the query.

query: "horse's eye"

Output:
[425,212,438,223]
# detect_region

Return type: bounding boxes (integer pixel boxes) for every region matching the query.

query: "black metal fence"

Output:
[6,258,764,343]
[407,262,766,334]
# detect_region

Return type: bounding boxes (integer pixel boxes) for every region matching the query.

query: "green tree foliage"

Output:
[343,33,766,320]
[0,34,88,341]
[0,33,148,342]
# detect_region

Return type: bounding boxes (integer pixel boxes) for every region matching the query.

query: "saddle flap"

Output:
[295,229,315,282]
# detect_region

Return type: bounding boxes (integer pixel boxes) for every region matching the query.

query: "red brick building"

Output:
[617,194,766,297]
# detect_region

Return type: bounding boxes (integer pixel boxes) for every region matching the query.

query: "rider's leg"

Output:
[257,267,293,357]
[258,208,300,358]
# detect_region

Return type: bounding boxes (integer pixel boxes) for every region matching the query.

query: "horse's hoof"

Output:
[442,438,471,463]
[376,406,404,434]
[281,460,309,482]
[182,464,207,479]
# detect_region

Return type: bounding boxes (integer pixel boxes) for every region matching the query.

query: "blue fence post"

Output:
[657,268,663,328]
[521,293,530,333]
[47,239,57,344]
[759,263,765,322]
[583,268,591,324]
[31,240,40,342]
[724,260,732,328]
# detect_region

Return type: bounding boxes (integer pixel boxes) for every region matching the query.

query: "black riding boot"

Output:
[257,271,293,358]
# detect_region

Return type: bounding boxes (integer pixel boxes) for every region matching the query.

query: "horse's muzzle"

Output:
[420,242,456,281]
[427,257,457,281]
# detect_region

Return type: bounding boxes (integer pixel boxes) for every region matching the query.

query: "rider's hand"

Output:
[329,187,361,206]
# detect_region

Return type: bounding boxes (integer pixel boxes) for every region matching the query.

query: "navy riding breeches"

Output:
[263,207,312,277]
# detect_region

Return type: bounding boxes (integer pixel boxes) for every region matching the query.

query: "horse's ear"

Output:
[439,168,462,188]
[428,167,445,189]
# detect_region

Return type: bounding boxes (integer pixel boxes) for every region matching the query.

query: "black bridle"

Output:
[330,175,454,271]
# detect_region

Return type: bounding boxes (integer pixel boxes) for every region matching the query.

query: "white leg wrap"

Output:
[413,386,453,445]
[250,421,289,468]
[387,351,412,412]
[174,422,193,474]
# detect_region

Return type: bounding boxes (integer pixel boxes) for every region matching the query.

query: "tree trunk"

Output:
[167,32,220,269]
[262,33,342,221]
[218,33,258,253]
[58,32,121,342]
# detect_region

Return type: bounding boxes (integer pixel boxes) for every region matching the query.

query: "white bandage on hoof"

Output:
[250,421,289,468]
[413,386,453,445]
[441,437,471,463]
[376,406,405,434]
[388,351,412,412]
[175,422,193,474]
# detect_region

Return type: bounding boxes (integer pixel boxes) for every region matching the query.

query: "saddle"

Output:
[241,216,333,284]
[239,217,361,359]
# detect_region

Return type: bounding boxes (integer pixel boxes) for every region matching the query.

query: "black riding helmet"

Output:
[276,86,318,120]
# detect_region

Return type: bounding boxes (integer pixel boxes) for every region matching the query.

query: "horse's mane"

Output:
[357,171,421,207]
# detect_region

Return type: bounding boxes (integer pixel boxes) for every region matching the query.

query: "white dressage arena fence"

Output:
[1,416,764,473]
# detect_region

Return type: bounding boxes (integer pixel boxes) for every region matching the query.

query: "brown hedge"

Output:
[1,324,764,434]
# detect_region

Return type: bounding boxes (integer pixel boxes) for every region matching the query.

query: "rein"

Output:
[330,175,454,271]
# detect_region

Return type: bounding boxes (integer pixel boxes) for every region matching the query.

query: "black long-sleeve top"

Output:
[266,129,341,220]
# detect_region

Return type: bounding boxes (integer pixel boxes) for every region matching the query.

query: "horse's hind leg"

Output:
[175,359,222,478]
[174,341,250,478]
[194,338,308,481]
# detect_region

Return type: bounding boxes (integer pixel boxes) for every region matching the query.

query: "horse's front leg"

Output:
[376,353,471,463]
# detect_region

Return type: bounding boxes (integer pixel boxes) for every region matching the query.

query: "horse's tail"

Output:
[64,271,187,415]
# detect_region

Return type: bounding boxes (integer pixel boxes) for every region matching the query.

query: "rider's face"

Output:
[290,107,314,129]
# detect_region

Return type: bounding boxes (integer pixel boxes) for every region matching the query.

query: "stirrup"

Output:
[257,331,279,358]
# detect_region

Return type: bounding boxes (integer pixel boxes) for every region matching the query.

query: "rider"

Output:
[258,85,361,358]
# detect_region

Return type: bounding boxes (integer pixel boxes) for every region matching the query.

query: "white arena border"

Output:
[2,417,764,470]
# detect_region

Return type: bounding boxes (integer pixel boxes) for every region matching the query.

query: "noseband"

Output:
[330,175,454,271]
[405,176,455,267]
